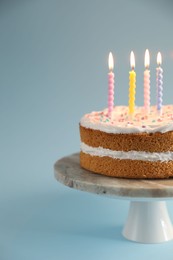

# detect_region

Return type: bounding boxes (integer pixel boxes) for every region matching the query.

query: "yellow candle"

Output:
[129,51,136,116]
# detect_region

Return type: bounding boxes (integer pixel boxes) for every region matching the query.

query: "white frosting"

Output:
[80,105,173,134]
[81,142,173,162]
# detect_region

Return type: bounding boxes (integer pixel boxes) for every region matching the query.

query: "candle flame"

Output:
[130,51,135,70]
[144,49,150,69]
[108,52,114,71]
[157,52,162,66]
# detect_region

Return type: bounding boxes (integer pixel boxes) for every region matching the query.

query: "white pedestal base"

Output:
[54,154,173,244]
[123,201,173,243]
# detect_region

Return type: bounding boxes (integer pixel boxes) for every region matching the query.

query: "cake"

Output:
[79,105,173,179]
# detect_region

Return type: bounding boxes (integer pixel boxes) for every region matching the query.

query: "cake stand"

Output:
[54,153,173,244]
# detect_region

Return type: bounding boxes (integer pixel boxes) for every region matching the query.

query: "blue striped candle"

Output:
[156,52,163,116]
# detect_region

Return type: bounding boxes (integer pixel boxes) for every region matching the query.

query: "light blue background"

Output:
[1,0,173,259]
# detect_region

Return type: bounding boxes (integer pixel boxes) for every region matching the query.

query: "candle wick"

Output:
[157,62,161,68]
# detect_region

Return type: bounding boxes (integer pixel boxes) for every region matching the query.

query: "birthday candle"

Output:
[156,52,163,115]
[144,49,150,113]
[108,52,115,117]
[129,51,136,116]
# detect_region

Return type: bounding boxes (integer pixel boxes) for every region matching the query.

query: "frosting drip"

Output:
[81,142,173,162]
[80,105,173,134]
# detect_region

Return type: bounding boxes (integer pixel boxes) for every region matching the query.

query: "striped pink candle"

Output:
[144,49,150,114]
[108,52,115,117]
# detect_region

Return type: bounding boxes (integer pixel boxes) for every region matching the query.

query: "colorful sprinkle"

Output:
[157,118,162,122]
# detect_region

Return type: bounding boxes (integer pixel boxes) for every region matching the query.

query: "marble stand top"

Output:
[54,153,173,200]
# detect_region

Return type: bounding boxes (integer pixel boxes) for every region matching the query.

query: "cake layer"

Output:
[80,125,173,153]
[80,151,173,179]
[81,142,173,162]
[80,105,173,179]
